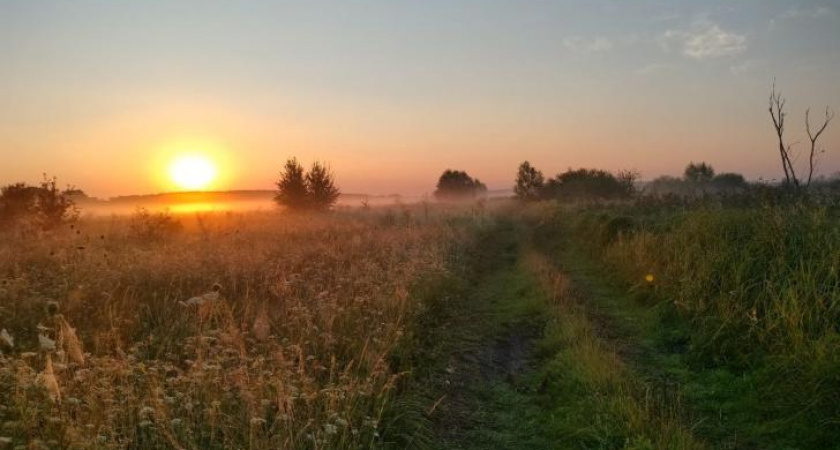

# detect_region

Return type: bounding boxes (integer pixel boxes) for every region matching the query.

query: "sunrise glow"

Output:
[168,154,217,191]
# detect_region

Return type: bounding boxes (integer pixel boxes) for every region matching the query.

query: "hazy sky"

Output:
[1,0,839,196]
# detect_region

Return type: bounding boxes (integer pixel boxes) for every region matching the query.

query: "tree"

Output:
[37,176,79,228]
[805,107,835,187]
[514,161,544,201]
[0,175,78,229]
[306,161,340,211]
[434,170,486,201]
[0,183,39,226]
[769,82,834,189]
[711,173,747,190]
[684,162,715,183]
[545,168,628,201]
[616,169,640,197]
[274,158,341,212]
[274,158,309,210]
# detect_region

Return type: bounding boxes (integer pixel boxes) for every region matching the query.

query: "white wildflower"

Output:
[38,334,56,352]
[250,418,266,426]
[0,330,12,348]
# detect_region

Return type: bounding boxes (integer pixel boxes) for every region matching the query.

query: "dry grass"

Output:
[0,207,476,449]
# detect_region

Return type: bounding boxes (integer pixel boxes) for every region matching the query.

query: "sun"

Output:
[168,154,217,191]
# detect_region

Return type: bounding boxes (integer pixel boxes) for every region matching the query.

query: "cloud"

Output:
[729,59,763,75]
[635,62,680,77]
[563,36,614,54]
[777,6,834,21]
[769,6,835,30]
[661,22,747,60]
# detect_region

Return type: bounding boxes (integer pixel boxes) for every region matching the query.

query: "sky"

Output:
[1,0,839,197]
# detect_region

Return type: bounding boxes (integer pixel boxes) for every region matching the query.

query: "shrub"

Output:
[0,175,78,230]
[434,169,487,201]
[128,207,182,241]
[544,168,629,202]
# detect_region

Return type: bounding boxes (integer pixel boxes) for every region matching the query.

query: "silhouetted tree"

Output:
[434,170,486,201]
[805,107,835,187]
[275,158,309,210]
[514,161,544,201]
[646,176,690,197]
[0,183,39,226]
[306,161,340,211]
[711,173,747,190]
[616,169,640,197]
[545,168,628,201]
[684,162,715,183]
[0,175,78,229]
[37,176,79,228]
[275,158,341,211]
[769,82,834,189]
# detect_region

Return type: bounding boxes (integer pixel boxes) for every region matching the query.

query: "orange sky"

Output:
[1,1,838,197]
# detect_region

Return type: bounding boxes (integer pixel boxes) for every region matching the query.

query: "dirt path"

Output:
[430,247,552,450]
[406,219,705,450]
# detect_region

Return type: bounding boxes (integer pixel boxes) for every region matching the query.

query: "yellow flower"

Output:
[645,274,655,284]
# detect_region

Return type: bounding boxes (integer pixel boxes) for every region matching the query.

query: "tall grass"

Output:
[561,203,840,447]
[0,207,478,449]
[523,250,704,450]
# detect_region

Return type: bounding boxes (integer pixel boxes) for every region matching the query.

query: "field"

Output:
[1,199,838,449]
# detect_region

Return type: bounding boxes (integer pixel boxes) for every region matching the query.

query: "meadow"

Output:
[0,207,483,449]
[1,195,839,450]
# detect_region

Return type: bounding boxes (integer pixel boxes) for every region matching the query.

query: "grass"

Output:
[0,206,485,449]
[1,200,837,449]
[543,202,840,449]
[394,215,704,449]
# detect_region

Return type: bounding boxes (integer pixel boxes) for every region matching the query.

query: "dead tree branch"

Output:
[769,82,799,188]
[805,106,835,187]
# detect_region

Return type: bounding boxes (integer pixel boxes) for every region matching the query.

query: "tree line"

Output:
[1,81,833,222]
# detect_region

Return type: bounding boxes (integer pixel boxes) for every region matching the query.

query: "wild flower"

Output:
[37,355,61,403]
[38,334,56,352]
[253,308,271,342]
[58,316,84,366]
[0,329,12,349]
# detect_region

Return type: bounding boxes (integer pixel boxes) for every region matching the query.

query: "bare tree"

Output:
[769,82,834,189]
[805,107,835,187]
[769,82,798,188]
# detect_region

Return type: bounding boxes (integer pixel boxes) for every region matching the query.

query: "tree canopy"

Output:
[274,158,340,211]
[434,170,487,201]
[514,161,544,201]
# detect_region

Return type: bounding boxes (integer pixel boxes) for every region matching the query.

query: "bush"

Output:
[434,170,487,201]
[128,207,183,242]
[562,203,840,446]
[544,168,630,202]
[0,175,78,230]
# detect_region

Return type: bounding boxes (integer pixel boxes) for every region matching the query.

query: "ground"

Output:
[403,218,710,450]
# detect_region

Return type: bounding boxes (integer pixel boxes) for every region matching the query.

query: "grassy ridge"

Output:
[547,203,840,448]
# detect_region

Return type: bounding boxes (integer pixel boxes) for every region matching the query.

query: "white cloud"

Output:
[729,59,763,75]
[778,6,834,21]
[661,22,747,60]
[563,36,614,54]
